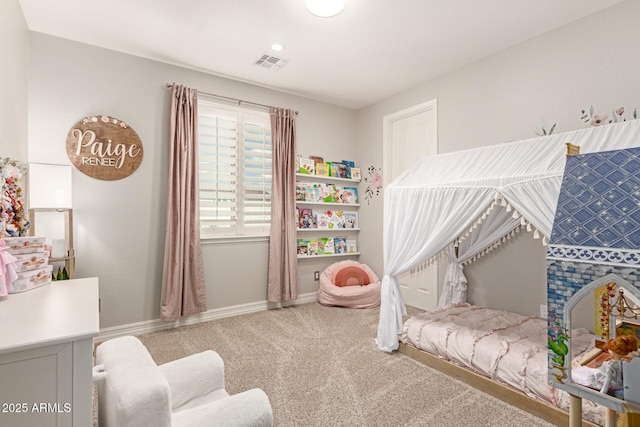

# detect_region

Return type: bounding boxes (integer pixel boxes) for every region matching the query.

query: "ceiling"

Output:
[19,0,625,110]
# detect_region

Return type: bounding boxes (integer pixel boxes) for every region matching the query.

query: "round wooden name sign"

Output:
[66,116,143,180]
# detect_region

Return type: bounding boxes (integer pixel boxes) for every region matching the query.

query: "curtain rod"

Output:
[165,83,298,115]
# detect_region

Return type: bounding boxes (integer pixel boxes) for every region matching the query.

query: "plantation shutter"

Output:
[242,117,272,232]
[198,100,271,237]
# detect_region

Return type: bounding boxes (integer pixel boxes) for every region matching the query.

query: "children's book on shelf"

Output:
[296,182,307,201]
[342,160,355,178]
[315,163,330,177]
[297,239,309,255]
[317,239,326,255]
[326,210,345,229]
[320,183,338,203]
[298,208,316,229]
[319,237,335,254]
[316,211,330,229]
[334,236,347,254]
[299,158,315,175]
[330,162,348,179]
[309,156,324,167]
[339,187,358,204]
[350,167,361,180]
[308,240,318,256]
[304,183,322,202]
[346,239,358,254]
[343,211,358,229]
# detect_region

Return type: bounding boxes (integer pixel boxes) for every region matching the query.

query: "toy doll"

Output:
[572,335,639,394]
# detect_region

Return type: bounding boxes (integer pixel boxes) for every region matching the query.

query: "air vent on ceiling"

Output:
[254,54,288,71]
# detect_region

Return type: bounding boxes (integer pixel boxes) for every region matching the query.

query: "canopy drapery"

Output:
[376,120,640,352]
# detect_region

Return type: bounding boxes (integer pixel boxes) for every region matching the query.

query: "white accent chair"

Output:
[94,336,273,427]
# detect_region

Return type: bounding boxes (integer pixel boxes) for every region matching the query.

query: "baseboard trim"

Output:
[97,292,318,342]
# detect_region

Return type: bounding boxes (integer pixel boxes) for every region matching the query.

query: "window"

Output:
[198,98,272,238]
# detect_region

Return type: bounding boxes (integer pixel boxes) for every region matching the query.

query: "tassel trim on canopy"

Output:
[410,193,550,271]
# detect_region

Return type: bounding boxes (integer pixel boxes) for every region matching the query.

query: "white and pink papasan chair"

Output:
[317,259,381,308]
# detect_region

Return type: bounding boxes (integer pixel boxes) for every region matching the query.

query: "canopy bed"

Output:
[376,120,640,426]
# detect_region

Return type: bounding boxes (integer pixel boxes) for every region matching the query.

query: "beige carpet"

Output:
[122,303,556,427]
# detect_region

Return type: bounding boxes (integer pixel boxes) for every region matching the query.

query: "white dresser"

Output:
[0,277,99,427]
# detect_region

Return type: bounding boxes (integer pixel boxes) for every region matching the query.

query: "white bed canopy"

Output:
[376,119,640,352]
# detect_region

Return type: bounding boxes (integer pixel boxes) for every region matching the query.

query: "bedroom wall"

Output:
[0,0,29,161]
[356,0,640,320]
[27,33,357,329]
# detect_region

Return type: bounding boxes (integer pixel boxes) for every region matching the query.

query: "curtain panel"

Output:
[161,84,207,321]
[267,107,298,302]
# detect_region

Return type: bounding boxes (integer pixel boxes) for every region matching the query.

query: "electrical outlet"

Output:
[539,304,547,319]
[314,271,320,281]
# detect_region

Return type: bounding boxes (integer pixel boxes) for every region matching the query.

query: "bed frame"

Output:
[398,342,600,427]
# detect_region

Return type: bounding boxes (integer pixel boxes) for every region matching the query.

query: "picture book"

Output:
[315,163,330,177]
[315,212,330,229]
[350,167,361,180]
[346,239,358,254]
[320,183,338,203]
[298,208,316,229]
[326,210,345,229]
[304,183,322,202]
[295,182,308,201]
[297,239,309,255]
[299,158,315,175]
[319,237,334,254]
[308,240,318,256]
[334,236,347,254]
[341,160,355,178]
[339,187,358,204]
[309,155,324,166]
[330,162,348,179]
[316,239,326,255]
[343,211,358,229]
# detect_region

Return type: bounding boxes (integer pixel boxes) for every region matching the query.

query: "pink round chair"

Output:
[317,260,381,308]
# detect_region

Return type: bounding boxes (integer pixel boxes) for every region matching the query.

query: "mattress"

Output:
[401,304,604,425]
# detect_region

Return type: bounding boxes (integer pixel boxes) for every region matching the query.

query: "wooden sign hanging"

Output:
[66,115,143,180]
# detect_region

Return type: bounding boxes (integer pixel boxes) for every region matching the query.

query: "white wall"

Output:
[27,34,356,329]
[356,0,640,317]
[0,0,29,161]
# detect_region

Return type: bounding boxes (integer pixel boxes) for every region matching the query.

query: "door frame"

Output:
[382,99,438,309]
[382,99,438,188]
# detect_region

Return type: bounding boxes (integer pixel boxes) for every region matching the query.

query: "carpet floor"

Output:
[114,303,557,427]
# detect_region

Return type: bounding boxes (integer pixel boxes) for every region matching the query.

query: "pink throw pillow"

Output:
[334,266,371,287]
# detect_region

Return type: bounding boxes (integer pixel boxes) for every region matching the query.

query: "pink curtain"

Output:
[161,84,207,321]
[268,107,298,302]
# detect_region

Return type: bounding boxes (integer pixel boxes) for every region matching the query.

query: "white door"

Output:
[383,100,438,310]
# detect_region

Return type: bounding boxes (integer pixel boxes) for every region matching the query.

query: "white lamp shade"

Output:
[28,163,73,209]
[305,0,346,17]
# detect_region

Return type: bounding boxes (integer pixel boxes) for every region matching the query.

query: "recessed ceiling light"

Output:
[271,43,284,52]
[305,0,346,18]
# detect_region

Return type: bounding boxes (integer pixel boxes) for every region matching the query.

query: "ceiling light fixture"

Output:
[271,43,284,52]
[304,0,346,18]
